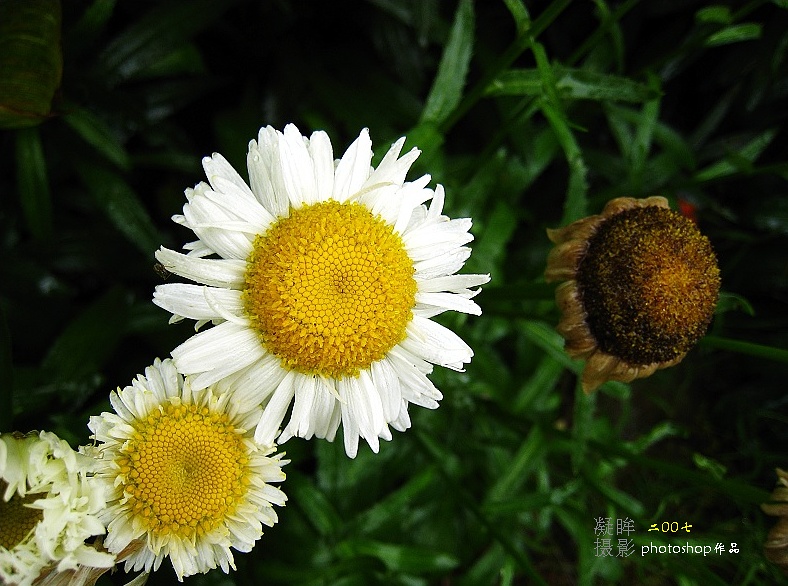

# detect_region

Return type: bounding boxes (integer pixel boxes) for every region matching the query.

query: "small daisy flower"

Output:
[545,196,720,393]
[153,125,490,457]
[0,431,115,586]
[87,358,287,582]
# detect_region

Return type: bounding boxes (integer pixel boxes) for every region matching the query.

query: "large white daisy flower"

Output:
[0,431,115,586]
[87,358,287,582]
[153,124,490,457]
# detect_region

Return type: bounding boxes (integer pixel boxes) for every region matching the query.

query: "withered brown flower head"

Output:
[545,196,720,393]
[762,468,788,574]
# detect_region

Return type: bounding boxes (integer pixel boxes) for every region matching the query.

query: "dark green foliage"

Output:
[1,0,786,584]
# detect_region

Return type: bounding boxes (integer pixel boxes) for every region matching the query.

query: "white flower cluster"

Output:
[0,432,114,586]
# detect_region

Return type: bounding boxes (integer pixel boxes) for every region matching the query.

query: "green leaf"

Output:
[337,540,459,573]
[42,287,129,384]
[695,5,732,24]
[692,452,727,480]
[487,67,659,103]
[15,127,53,239]
[95,0,238,86]
[472,200,518,267]
[351,469,435,535]
[630,74,661,173]
[540,100,589,224]
[63,107,130,170]
[485,426,546,504]
[512,354,564,413]
[287,472,344,537]
[605,103,696,171]
[403,121,445,168]
[521,320,579,372]
[582,466,645,517]
[0,0,62,128]
[66,0,116,58]
[705,23,762,47]
[133,43,206,79]
[628,421,684,454]
[700,336,788,363]
[75,163,162,256]
[715,291,755,316]
[420,0,474,125]
[694,128,777,181]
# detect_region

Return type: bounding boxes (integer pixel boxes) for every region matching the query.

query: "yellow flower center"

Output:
[244,200,417,378]
[577,206,720,364]
[0,481,43,550]
[117,403,249,540]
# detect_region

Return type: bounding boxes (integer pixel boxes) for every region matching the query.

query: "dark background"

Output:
[1,0,787,584]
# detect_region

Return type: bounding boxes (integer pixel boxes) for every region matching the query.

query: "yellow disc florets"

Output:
[117,402,249,540]
[577,206,720,364]
[243,200,417,378]
[0,481,42,551]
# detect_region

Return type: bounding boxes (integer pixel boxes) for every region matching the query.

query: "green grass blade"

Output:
[287,471,344,537]
[541,100,589,224]
[694,128,777,182]
[700,336,788,363]
[42,287,129,386]
[94,0,238,86]
[705,23,762,47]
[502,0,530,34]
[75,163,163,256]
[337,539,459,573]
[15,127,53,240]
[420,0,474,125]
[485,426,546,504]
[63,107,130,170]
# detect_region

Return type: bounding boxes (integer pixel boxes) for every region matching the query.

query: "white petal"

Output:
[213,355,286,412]
[339,372,386,456]
[155,247,246,289]
[202,182,275,233]
[278,373,341,444]
[363,137,418,191]
[308,130,335,201]
[404,217,473,253]
[171,322,265,389]
[202,153,255,200]
[370,358,403,423]
[416,273,491,293]
[427,183,446,219]
[389,401,412,432]
[401,316,473,371]
[278,374,318,442]
[392,177,434,235]
[279,124,318,207]
[333,128,373,202]
[414,247,472,280]
[181,238,213,258]
[153,284,244,322]
[255,371,296,447]
[415,291,482,316]
[388,346,442,409]
[249,126,290,217]
[315,378,343,441]
[183,195,254,260]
